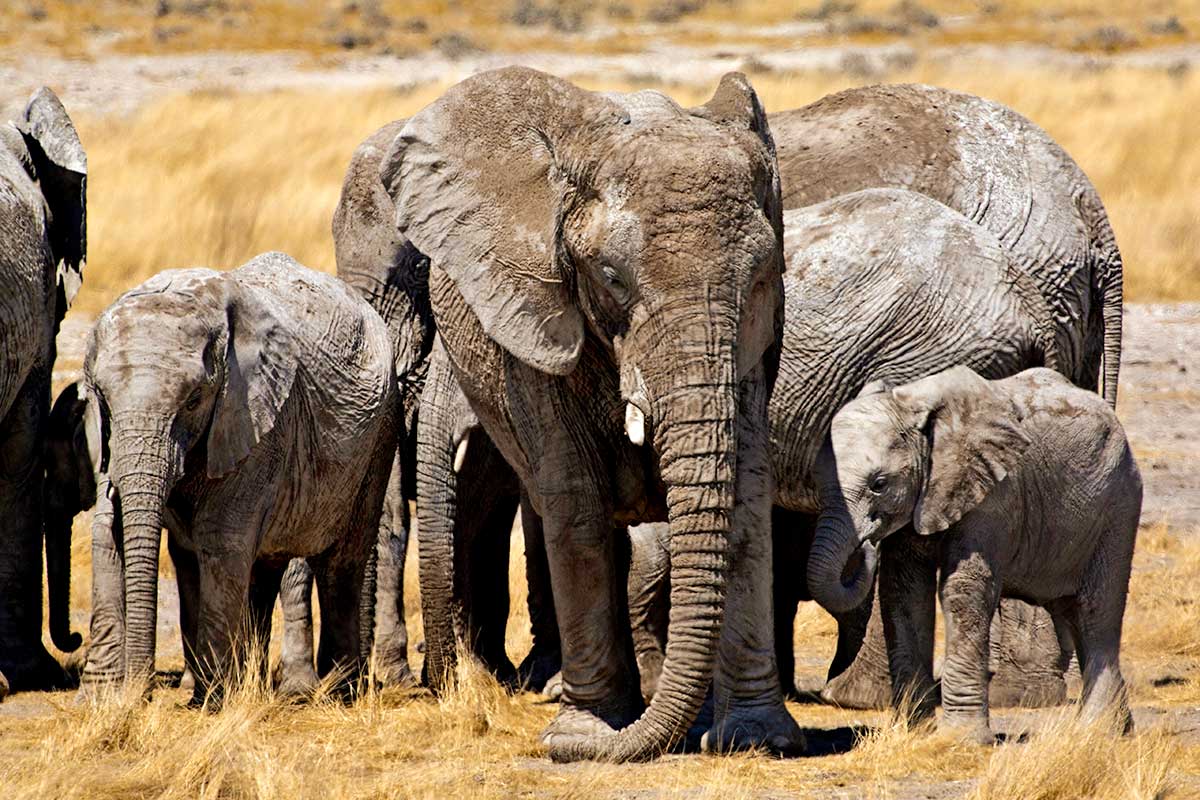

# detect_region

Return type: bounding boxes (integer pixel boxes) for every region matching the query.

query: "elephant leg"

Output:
[246,560,284,686]
[462,480,519,688]
[191,551,256,708]
[705,372,803,755]
[627,523,669,704]
[517,492,562,695]
[937,543,999,744]
[821,584,892,710]
[0,376,69,691]
[168,538,200,694]
[538,462,643,745]
[987,599,1070,708]
[879,529,939,724]
[770,509,808,701]
[1072,529,1135,734]
[79,473,124,694]
[371,452,415,688]
[276,558,319,698]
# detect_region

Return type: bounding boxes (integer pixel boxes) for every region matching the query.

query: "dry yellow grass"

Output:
[4,517,1195,799]
[65,61,1200,323]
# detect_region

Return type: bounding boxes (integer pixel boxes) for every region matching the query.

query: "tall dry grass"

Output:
[67,61,1200,323]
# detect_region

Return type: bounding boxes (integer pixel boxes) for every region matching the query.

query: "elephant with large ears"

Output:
[771,83,1123,408]
[809,366,1140,742]
[79,254,397,704]
[626,190,1071,708]
[0,87,86,692]
[385,67,793,762]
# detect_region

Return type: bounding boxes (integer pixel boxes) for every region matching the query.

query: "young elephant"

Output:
[810,366,1140,742]
[79,253,397,704]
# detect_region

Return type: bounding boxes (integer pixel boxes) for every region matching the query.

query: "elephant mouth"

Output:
[840,540,877,583]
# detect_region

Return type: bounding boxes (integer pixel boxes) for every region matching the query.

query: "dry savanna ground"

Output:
[1,1,1199,797]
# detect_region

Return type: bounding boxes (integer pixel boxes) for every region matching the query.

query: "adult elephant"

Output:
[79,254,397,704]
[386,67,794,762]
[770,83,1122,406]
[0,87,87,692]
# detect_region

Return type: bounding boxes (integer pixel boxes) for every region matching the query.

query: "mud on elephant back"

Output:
[0,86,87,693]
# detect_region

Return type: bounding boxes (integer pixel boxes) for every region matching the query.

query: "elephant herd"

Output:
[0,67,1141,763]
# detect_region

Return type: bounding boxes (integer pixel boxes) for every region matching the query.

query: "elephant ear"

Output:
[690,73,785,387]
[18,87,86,317]
[381,67,626,376]
[894,366,1031,536]
[206,285,299,478]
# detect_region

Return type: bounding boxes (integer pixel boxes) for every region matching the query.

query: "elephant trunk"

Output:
[44,495,81,653]
[552,325,738,763]
[807,508,878,615]
[414,368,460,692]
[110,414,177,688]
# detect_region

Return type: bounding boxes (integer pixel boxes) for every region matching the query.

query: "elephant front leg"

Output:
[517,494,562,695]
[938,545,999,744]
[704,373,803,756]
[79,473,125,696]
[191,552,256,708]
[0,379,70,691]
[879,530,939,725]
[538,480,643,746]
[169,539,200,694]
[371,454,415,688]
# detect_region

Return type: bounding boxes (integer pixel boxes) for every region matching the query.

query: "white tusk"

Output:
[453,434,470,474]
[625,403,645,447]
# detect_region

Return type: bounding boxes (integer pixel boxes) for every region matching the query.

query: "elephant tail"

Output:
[1091,207,1124,408]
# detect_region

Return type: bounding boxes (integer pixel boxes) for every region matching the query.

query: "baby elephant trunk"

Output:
[807,509,879,615]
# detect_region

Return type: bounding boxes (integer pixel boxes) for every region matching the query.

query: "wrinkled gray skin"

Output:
[0,87,86,692]
[416,340,563,692]
[771,83,1123,408]
[266,120,436,695]
[810,366,1140,742]
[627,191,1072,708]
[389,67,792,762]
[79,254,397,704]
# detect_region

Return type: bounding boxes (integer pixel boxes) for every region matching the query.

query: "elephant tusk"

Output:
[453,434,470,473]
[625,403,645,447]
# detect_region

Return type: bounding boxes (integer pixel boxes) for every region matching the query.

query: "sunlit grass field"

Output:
[67,61,1200,321]
[0,515,1195,798]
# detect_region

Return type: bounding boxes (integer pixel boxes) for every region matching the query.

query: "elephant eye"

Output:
[601,264,628,299]
[185,389,204,411]
[868,475,889,494]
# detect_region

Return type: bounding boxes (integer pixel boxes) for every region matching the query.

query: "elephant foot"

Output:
[179,665,196,693]
[274,660,320,700]
[702,700,805,756]
[940,715,995,746]
[484,655,520,691]
[541,670,564,701]
[517,647,562,695]
[374,657,417,689]
[541,701,636,749]
[0,644,74,692]
[0,669,8,701]
[820,666,892,710]
[989,673,1066,708]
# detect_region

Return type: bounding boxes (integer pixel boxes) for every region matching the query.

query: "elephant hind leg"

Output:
[245,560,285,688]
[1071,526,1136,734]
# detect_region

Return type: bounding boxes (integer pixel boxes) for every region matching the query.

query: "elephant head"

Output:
[808,367,1031,613]
[43,382,95,655]
[10,87,87,319]
[85,270,299,686]
[383,67,784,760]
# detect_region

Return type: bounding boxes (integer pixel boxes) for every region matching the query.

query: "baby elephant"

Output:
[80,253,397,704]
[809,367,1140,742]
